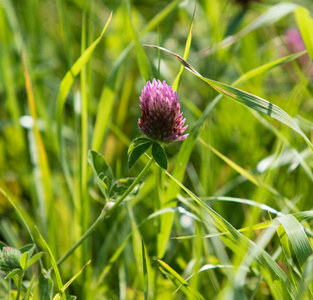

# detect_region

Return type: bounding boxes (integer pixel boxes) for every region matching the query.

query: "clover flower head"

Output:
[138,79,188,142]
[0,247,22,272]
[285,28,306,53]
[284,28,312,74]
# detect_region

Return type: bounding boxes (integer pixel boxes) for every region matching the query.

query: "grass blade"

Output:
[156,94,221,257]
[145,44,313,150]
[234,51,307,86]
[165,171,297,299]
[142,240,148,300]
[91,0,181,152]
[53,260,91,300]
[172,0,197,91]
[35,227,66,300]
[197,137,259,186]
[157,259,205,299]
[0,188,37,254]
[22,55,53,232]
[278,214,313,269]
[295,7,313,63]
[126,0,151,82]
[198,3,298,57]
[55,12,112,198]
[150,44,313,258]
[296,255,313,299]
[56,12,112,140]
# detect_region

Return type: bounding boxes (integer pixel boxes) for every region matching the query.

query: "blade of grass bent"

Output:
[165,171,297,299]
[235,52,311,180]
[145,44,313,151]
[151,47,313,257]
[173,211,313,242]
[201,196,282,216]
[278,214,313,269]
[156,47,301,253]
[157,95,222,257]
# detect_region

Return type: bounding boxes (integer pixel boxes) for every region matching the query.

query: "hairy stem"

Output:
[56,157,154,267]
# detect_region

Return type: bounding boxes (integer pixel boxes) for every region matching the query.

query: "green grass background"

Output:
[1,0,313,299]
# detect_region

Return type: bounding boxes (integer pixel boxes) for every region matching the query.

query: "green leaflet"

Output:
[128,141,153,170]
[152,143,167,170]
[88,150,114,199]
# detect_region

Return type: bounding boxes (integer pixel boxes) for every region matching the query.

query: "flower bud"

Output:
[2,247,22,271]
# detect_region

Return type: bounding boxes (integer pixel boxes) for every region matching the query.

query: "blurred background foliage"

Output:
[1,0,313,298]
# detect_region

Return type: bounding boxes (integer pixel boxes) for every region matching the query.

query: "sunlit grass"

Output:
[1,0,313,299]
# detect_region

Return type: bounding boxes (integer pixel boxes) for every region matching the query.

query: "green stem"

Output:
[8,278,11,300]
[16,275,22,300]
[56,157,154,267]
[105,157,154,216]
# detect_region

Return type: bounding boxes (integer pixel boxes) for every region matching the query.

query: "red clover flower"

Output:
[285,28,306,54]
[283,28,312,76]
[138,79,188,142]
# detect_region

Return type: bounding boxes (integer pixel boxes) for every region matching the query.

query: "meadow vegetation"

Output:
[1,0,313,299]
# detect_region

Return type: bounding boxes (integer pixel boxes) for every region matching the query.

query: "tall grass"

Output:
[1,0,313,299]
